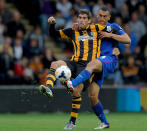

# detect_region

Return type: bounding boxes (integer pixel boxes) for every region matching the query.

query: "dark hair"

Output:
[99,6,111,15]
[78,9,92,19]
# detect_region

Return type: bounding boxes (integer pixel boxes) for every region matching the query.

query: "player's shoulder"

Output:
[108,23,121,30]
[62,27,73,31]
[107,22,125,35]
[62,27,75,34]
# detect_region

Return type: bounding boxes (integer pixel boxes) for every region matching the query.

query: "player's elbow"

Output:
[128,38,131,44]
[124,33,131,44]
[126,37,131,44]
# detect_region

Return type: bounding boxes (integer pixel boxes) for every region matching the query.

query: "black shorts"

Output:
[64,60,90,91]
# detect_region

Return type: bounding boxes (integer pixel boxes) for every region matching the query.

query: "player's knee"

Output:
[72,88,81,97]
[88,94,98,105]
[50,61,58,69]
[50,60,66,69]
[86,59,102,72]
[86,59,98,72]
[88,94,98,101]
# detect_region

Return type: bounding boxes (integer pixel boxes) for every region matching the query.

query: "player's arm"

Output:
[107,33,131,44]
[98,24,131,44]
[48,16,60,38]
[48,16,72,39]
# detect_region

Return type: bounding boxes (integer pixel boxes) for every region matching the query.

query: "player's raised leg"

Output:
[40,60,67,98]
[64,59,102,90]
[88,82,109,129]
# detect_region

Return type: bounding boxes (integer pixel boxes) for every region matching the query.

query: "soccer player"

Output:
[40,9,119,129]
[62,6,131,129]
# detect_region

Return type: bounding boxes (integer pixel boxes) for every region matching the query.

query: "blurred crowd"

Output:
[0,0,147,86]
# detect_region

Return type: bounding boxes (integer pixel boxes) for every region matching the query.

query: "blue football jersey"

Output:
[100,23,125,56]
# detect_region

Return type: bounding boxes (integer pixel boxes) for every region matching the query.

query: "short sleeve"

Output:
[111,23,125,35]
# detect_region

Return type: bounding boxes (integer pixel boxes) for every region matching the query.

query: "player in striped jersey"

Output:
[63,6,131,129]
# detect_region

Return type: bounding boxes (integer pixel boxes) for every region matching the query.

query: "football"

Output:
[55,65,71,82]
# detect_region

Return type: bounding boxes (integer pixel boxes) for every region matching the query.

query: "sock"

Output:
[46,68,56,88]
[70,96,82,125]
[72,70,91,88]
[92,101,109,125]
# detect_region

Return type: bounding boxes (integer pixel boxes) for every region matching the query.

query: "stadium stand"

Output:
[0,0,146,86]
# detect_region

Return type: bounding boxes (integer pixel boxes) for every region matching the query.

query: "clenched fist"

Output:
[48,16,56,24]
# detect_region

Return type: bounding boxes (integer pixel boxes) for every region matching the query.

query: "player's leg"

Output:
[46,60,67,88]
[65,59,102,89]
[40,60,67,98]
[88,82,109,129]
[64,61,88,129]
[64,84,84,129]
[65,55,118,90]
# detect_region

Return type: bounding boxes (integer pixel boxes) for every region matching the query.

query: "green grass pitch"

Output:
[0,112,147,131]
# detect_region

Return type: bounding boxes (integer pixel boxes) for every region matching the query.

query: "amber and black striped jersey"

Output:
[49,23,122,62]
[57,24,107,62]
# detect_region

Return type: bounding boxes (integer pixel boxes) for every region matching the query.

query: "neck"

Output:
[79,24,89,30]
[98,23,107,26]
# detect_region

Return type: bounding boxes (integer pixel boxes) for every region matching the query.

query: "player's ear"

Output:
[88,19,91,24]
[108,14,111,21]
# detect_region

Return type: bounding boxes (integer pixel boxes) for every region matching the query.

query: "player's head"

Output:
[77,9,91,29]
[97,6,111,25]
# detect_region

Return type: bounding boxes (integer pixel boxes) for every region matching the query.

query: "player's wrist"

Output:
[109,33,113,38]
[50,23,56,25]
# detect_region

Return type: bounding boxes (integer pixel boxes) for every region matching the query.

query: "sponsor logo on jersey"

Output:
[78,35,95,41]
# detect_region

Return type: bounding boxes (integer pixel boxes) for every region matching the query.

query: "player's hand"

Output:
[112,48,120,56]
[72,23,79,31]
[48,16,56,24]
[98,31,112,39]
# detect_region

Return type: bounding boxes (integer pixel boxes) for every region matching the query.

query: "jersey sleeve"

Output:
[49,24,60,38]
[49,24,73,40]
[112,23,125,35]
[59,28,73,39]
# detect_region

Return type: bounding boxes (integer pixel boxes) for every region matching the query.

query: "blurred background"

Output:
[0,0,147,114]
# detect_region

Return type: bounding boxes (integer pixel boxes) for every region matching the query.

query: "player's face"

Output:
[77,14,91,29]
[97,10,110,25]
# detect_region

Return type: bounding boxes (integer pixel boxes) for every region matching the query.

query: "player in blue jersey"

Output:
[63,6,131,129]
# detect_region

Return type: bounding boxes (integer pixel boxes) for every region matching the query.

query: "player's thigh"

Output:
[64,60,77,78]
[72,83,84,97]
[88,82,100,99]
[50,60,67,69]
[86,59,103,73]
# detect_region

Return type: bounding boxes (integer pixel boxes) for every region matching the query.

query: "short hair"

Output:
[98,6,111,15]
[78,9,92,19]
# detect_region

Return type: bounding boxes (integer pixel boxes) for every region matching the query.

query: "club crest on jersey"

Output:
[106,26,112,32]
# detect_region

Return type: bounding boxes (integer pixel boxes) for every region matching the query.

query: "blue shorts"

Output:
[92,55,118,88]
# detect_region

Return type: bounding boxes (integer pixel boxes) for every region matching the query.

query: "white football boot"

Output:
[39,85,53,98]
[94,123,110,130]
[64,121,76,130]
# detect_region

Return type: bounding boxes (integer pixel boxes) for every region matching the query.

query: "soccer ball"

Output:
[55,65,71,82]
